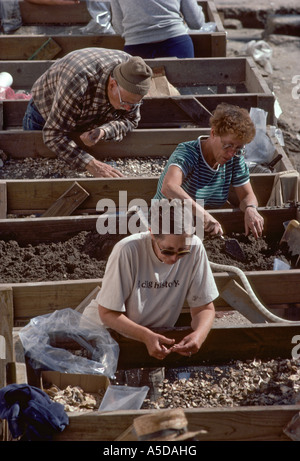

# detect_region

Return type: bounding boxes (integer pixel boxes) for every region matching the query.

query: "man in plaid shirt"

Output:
[23,47,152,177]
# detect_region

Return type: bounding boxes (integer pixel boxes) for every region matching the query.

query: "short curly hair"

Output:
[209,103,256,144]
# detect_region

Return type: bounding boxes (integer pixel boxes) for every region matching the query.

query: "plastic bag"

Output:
[244,107,275,164]
[246,40,273,74]
[0,0,22,34]
[99,385,149,411]
[189,22,216,33]
[80,1,115,35]
[19,308,119,379]
[199,22,217,33]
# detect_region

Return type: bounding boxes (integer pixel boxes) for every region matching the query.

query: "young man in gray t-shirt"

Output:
[84,199,218,361]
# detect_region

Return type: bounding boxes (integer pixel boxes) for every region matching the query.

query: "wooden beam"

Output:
[19,0,91,24]
[0,174,295,217]
[0,57,262,91]
[0,128,210,158]
[7,269,300,325]
[114,323,300,368]
[0,204,297,243]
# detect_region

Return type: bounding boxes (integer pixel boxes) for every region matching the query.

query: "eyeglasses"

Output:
[220,139,246,158]
[116,83,143,110]
[157,244,191,257]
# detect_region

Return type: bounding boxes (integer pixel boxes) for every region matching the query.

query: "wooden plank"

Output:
[0,205,297,244]
[111,323,300,368]
[0,31,226,61]
[41,181,90,217]
[0,57,268,92]
[51,405,297,441]
[7,269,300,325]
[0,174,288,216]
[0,35,125,61]
[11,279,103,325]
[19,0,91,24]
[220,279,271,323]
[0,215,99,245]
[0,95,275,129]
[5,177,159,215]
[0,127,293,171]
[27,38,62,61]
[0,128,210,158]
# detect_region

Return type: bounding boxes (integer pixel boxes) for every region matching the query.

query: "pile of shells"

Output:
[142,358,300,409]
[44,384,105,412]
[0,155,168,179]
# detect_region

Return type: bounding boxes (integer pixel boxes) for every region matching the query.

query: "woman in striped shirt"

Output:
[154,103,264,239]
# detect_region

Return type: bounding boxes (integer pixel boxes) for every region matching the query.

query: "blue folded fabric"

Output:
[0,383,69,441]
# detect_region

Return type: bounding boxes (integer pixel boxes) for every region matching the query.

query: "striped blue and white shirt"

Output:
[153,137,250,208]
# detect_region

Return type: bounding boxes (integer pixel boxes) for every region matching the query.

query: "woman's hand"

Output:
[244,207,264,239]
[204,211,223,236]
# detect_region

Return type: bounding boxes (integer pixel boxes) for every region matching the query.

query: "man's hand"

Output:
[80,128,104,147]
[86,158,123,178]
[170,330,202,357]
[144,332,175,360]
[25,0,80,5]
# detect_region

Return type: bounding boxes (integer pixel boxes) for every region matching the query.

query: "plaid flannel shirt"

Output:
[31,48,141,169]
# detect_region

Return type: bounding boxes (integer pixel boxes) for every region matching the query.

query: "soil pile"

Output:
[0,230,294,283]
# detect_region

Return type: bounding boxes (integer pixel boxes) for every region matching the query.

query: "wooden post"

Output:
[0,102,3,130]
[0,287,13,441]
[0,287,13,387]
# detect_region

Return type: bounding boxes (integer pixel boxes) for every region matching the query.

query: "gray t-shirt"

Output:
[110,0,205,45]
[84,231,218,329]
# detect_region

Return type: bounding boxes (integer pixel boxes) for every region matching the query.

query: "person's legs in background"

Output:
[156,35,195,58]
[124,42,157,59]
[124,34,194,59]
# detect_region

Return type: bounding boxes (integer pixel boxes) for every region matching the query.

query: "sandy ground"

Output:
[225,28,300,172]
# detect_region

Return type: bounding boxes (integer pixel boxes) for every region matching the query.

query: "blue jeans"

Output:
[124,34,195,59]
[23,99,46,130]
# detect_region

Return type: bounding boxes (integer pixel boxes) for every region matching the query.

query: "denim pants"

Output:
[23,99,46,130]
[124,34,195,59]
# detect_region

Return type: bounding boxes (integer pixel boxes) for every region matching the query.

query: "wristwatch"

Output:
[245,205,257,210]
